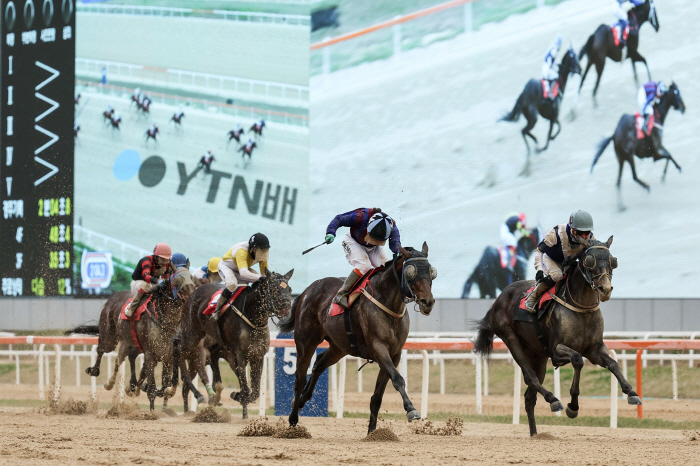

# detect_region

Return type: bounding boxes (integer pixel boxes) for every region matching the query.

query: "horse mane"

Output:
[382,247,420,269]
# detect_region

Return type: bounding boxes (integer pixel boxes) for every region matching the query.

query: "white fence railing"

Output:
[74,224,149,268]
[75,58,309,108]
[77,3,310,26]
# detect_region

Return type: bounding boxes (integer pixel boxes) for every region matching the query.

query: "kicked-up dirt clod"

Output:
[191,406,231,423]
[273,425,312,439]
[104,402,159,421]
[362,428,399,442]
[413,416,463,436]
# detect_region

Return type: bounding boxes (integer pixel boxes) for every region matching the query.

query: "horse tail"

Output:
[472,308,495,358]
[499,91,524,122]
[65,324,99,335]
[591,136,613,173]
[461,269,476,298]
[579,34,594,61]
[277,295,301,333]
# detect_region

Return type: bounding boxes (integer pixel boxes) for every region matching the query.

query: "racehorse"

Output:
[227,128,244,147]
[170,112,184,127]
[591,82,685,211]
[136,96,152,116]
[103,267,195,411]
[176,269,294,417]
[473,237,641,437]
[249,121,265,138]
[145,125,159,144]
[577,0,659,107]
[462,227,540,299]
[278,244,436,434]
[238,142,257,167]
[102,108,114,125]
[499,47,581,175]
[109,115,122,131]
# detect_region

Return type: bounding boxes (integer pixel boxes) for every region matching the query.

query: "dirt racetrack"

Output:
[0,406,698,466]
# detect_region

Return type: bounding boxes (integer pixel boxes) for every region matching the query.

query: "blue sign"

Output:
[80,250,114,290]
[274,332,328,417]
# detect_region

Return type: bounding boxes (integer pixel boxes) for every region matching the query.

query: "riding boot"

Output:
[332,270,363,308]
[643,114,651,135]
[525,280,550,314]
[125,289,147,318]
[211,288,233,321]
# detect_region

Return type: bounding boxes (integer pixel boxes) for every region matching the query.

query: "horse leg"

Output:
[86,349,104,377]
[629,50,651,81]
[536,120,555,153]
[299,346,345,410]
[143,353,157,411]
[551,120,561,140]
[628,157,650,192]
[523,354,548,436]
[551,343,584,419]
[584,343,641,405]
[519,108,538,176]
[373,344,420,422]
[126,354,138,396]
[368,367,391,434]
[289,342,321,427]
[231,354,251,419]
[104,343,128,391]
[616,157,626,212]
[656,146,682,179]
[592,60,604,107]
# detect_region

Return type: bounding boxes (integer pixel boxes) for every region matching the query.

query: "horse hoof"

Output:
[86,367,99,377]
[406,410,421,422]
[197,395,206,405]
[627,396,642,405]
[550,401,564,412]
[230,391,237,401]
[565,406,578,419]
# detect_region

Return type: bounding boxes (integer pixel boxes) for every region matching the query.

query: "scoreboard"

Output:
[0,0,75,296]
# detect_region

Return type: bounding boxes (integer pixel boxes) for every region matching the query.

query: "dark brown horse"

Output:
[473,237,641,436]
[279,244,436,434]
[499,48,581,175]
[591,82,685,211]
[227,128,244,147]
[577,0,659,107]
[100,267,194,411]
[176,269,294,417]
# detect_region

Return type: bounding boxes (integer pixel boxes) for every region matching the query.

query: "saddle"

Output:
[497,246,517,271]
[329,267,384,317]
[541,79,559,100]
[635,111,656,139]
[203,286,247,317]
[119,295,154,321]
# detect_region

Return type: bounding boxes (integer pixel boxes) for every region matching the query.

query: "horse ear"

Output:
[399,245,410,258]
[606,235,613,248]
[284,269,294,280]
[421,242,429,256]
[263,266,269,276]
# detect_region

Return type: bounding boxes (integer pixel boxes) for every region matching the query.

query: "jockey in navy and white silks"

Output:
[541,35,561,96]
[613,0,644,44]
[325,208,400,308]
[637,81,666,130]
[500,212,527,272]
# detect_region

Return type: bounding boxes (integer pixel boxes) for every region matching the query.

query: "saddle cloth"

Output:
[518,284,556,312]
[541,79,559,99]
[119,295,153,321]
[498,246,517,270]
[635,112,655,139]
[611,24,629,47]
[330,268,384,317]
[203,286,246,316]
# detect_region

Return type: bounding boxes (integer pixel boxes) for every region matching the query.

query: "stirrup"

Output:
[211,310,221,321]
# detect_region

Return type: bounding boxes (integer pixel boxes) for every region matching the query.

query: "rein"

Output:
[560,245,612,313]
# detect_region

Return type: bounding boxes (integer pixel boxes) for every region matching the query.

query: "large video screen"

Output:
[71,1,310,295]
[309,0,697,298]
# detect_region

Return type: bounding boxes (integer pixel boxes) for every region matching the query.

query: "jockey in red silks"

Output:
[325,208,401,308]
[501,212,528,273]
[612,0,645,46]
[125,243,172,318]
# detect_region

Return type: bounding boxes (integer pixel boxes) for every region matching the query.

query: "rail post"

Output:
[15,355,20,384]
[268,348,275,407]
[392,17,402,57]
[483,358,489,396]
[357,357,363,393]
[331,364,338,412]
[636,350,643,418]
[475,354,482,415]
[90,345,97,399]
[671,359,678,402]
[512,363,521,424]
[337,356,347,418]
[38,344,45,400]
[400,349,409,391]
[190,375,199,412]
[421,350,430,418]
[553,366,561,417]
[610,350,618,428]
[259,353,268,416]
[440,358,446,395]
[53,344,62,403]
[118,361,126,405]
[464,2,473,33]
[76,353,81,387]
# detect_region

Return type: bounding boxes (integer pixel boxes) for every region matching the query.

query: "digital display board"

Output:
[0,0,75,296]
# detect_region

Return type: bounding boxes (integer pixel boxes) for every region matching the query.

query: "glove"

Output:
[157,279,166,289]
[325,234,335,244]
[536,270,545,282]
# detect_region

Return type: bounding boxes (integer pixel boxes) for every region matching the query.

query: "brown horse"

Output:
[101,267,195,411]
[278,244,436,434]
[176,269,294,417]
[473,237,641,436]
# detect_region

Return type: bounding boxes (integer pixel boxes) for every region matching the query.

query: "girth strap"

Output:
[343,308,360,358]
[549,293,600,313]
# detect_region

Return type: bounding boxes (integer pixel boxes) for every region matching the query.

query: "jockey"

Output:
[171,252,189,270]
[325,208,400,308]
[525,210,596,313]
[175,107,184,120]
[125,243,172,318]
[211,233,270,321]
[199,150,215,172]
[112,112,121,123]
[542,35,561,97]
[245,139,254,150]
[637,81,666,132]
[500,212,527,272]
[193,257,222,285]
[613,0,644,45]
[150,123,158,134]
[134,87,141,99]
[106,103,113,113]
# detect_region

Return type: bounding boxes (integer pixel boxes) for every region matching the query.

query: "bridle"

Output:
[237,275,291,329]
[577,245,613,291]
[391,254,436,310]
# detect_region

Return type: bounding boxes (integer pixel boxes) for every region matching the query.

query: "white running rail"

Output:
[74,225,150,267]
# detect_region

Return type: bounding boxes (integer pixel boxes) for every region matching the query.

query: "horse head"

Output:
[171,266,196,304]
[579,236,617,302]
[258,268,295,319]
[566,47,582,76]
[645,0,659,32]
[668,82,686,114]
[397,242,436,316]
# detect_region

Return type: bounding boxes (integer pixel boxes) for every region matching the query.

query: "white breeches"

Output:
[542,64,558,81]
[342,232,389,274]
[637,87,654,114]
[534,252,564,282]
[218,262,253,291]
